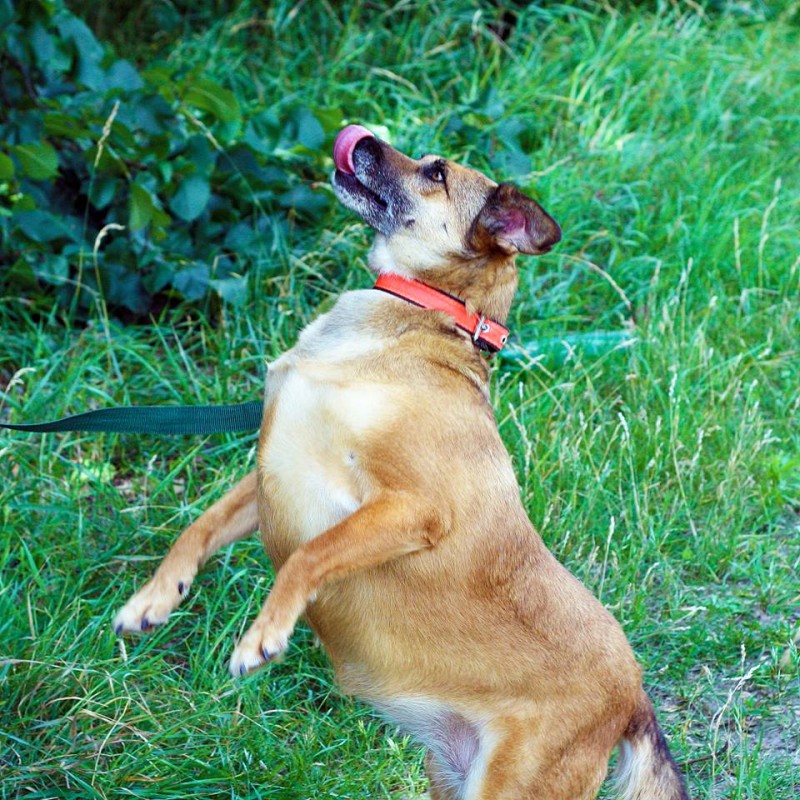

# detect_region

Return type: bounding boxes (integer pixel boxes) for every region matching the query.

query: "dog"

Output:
[113,125,690,800]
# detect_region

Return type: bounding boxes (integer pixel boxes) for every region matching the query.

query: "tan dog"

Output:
[114,126,689,800]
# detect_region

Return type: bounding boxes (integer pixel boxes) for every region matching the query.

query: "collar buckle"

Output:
[473,316,488,343]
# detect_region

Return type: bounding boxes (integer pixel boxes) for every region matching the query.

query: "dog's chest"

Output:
[257,294,393,545]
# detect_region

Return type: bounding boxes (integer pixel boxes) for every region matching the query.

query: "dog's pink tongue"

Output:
[333,125,374,174]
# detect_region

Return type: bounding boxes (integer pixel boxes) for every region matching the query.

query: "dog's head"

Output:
[332,125,561,321]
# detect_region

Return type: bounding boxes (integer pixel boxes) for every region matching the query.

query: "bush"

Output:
[0,0,342,318]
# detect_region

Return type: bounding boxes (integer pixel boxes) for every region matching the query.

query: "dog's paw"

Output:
[229,620,291,677]
[113,574,192,634]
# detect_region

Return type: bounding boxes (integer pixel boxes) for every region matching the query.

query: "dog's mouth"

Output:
[332,125,400,233]
[333,171,389,211]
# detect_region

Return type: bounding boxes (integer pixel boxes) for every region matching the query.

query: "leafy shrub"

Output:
[0,0,342,318]
[68,0,239,58]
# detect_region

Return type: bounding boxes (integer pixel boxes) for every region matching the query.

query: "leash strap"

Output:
[0,401,263,435]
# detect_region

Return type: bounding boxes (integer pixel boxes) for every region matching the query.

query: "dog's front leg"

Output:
[114,470,258,633]
[229,491,444,676]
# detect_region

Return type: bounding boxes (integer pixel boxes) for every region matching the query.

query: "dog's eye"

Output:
[424,162,447,184]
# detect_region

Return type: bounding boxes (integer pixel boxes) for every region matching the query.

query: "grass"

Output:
[2,1,799,798]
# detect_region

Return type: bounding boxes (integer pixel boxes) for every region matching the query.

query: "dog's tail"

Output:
[613,690,690,800]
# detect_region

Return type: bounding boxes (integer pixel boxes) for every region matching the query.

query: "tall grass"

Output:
[2,2,799,798]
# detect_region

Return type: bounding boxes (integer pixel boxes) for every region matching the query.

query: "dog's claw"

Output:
[229,620,291,678]
[115,623,123,636]
[115,571,193,635]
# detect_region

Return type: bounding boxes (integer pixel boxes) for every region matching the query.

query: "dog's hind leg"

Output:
[114,470,258,634]
[465,723,611,800]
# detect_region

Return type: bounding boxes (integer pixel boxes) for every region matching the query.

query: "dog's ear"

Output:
[472,183,561,256]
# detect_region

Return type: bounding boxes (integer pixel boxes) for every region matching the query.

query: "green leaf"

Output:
[130,180,169,232]
[155,161,173,184]
[14,210,79,243]
[171,175,211,222]
[129,183,154,231]
[56,14,103,62]
[184,135,216,174]
[224,144,271,182]
[312,107,344,135]
[14,194,36,212]
[84,142,122,174]
[209,275,247,305]
[89,176,119,210]
[243,110,281,154]
[105,60,144,92]
[143,261,175,293]
[224,222,256,250]
[490,147,530,178]
[43,112,92,139]
[183,79,241,123]
[29,23,56,69]
[56,13,105,90]
[0,152,14,180]
[33,253,69,286]
[13,142,59,180]
[98,262,149,313]
[172,263,209,301]
[292,107,325,151]
[279,184,328,215]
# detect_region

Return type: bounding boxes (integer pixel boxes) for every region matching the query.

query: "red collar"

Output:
[373,273,509,353]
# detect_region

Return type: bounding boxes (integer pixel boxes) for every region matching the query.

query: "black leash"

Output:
[0,401,263,435]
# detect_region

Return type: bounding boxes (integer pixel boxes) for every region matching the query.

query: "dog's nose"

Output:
[352,135,382,168]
